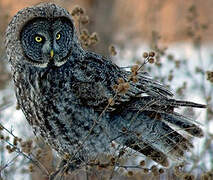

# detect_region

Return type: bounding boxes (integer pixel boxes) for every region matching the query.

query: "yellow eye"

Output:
[35,36,43,43]
[56,33,61,40]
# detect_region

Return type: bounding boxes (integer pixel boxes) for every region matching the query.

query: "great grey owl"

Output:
[5,2,205,175]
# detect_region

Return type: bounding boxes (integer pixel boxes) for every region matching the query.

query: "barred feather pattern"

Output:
[5,3,205,173]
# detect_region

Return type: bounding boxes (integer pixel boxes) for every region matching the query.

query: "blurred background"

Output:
[1,0,213,54]
[0,0,213,180]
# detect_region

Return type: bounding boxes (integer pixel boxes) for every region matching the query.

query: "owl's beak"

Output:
[50,49,54,58]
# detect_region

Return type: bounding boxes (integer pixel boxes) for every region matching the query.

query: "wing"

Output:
[72,51,206,166]
[71,51,176,111]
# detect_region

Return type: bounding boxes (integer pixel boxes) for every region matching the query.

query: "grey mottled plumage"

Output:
[6,3,205,171]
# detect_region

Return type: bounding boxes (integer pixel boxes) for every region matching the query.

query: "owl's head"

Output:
[6,3,82,68]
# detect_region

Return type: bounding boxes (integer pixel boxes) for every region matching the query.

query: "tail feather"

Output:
[124,97,205,138]
[161,112,204,137]
[124,96,206,113]
[111,96,205,167]
[128,112,194,160]
[166,99,206,108]
[125,139,169,167]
